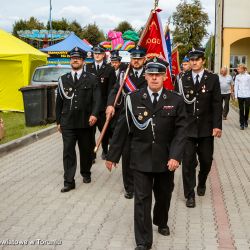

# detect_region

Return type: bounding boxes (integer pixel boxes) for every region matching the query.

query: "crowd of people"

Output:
[55,45,249,250]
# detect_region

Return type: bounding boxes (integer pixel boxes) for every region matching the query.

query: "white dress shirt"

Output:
[234,72,250,98]
[192,69,204,84]
[133,68,143,78]
[219,74,233,94]
[147,87,163,103]
[71,69,83,80]
[95,61,103,70]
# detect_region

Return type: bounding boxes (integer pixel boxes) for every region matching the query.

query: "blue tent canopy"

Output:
[41,32,92,52]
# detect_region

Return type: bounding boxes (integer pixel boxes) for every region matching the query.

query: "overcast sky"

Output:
[0,0,215,41]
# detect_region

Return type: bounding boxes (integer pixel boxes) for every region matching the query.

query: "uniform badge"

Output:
[202,85,206,93]
[186,94,190,98]
[163,94,167,99]
[65,91,68,95]
[204,75,208,79]
[190,90,194,94]
[101,78,104,83]
[67,74,70,79]
[138,115,143,120]
[143,93,147,99]
[143,111,148,117]
[187,76,191,81]
[69,88,72,91]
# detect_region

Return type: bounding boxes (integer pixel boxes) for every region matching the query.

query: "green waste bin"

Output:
[19,85,47,126]
[46,84,57,123]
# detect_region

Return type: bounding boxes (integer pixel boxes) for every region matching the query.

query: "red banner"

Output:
[171,48,180,76]
[139,9,173,90]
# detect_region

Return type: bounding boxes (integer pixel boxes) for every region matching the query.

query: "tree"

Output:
[46,18,69,31]
[68,20,83,38]
[172,0,210,59]
[13,17,45,36]
[205,35,215,71]
[82,23,105,45]
[115,21,134,33]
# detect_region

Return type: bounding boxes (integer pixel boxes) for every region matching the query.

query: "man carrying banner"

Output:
[106,46,147,199]
[106,57,187,250]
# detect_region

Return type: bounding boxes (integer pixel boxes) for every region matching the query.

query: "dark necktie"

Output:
[195,74,200,85]
[74,72,78,84]
[135,71,139,78]
[97,64,100,72]
[152,93,159,108]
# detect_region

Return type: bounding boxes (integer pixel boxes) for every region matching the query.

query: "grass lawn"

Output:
[0,112,53,145]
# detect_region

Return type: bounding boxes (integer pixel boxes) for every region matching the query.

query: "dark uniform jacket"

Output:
[175,70,222,138]
[114,63,128,81]
[56,71,101,129]
[107,87,187,173]
[107,67,147,108]
[86,62,116,111]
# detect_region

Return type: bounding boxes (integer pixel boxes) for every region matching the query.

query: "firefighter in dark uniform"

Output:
[86,45,116,160]
[110,50,127,80]
[56,47,101,192]
[106,46,147,199]
[175,48,222,208]
[106,57,187,250]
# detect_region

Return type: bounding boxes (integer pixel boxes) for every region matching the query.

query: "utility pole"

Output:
[49,0,53,45]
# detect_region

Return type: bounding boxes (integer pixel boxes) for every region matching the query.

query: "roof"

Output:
[41,32,92,52]
[0,29,47,56]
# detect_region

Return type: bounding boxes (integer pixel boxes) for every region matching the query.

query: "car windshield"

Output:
[33,67,70,82]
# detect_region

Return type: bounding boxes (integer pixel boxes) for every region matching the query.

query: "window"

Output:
[230,55,247,69]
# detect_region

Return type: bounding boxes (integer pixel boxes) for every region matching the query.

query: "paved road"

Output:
[0,107,249,250]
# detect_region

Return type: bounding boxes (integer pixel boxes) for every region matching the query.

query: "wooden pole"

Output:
[94,0,159,154]
[94,65,130,153]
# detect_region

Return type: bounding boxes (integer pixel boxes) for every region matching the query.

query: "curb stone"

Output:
[0,125,57,157]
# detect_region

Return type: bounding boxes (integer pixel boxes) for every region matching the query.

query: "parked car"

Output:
[31,65,71,86]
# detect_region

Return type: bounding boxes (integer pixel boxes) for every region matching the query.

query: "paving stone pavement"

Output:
[0,107,249,250]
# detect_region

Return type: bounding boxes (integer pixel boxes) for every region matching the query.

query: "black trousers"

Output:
[134,170,174,248]
[221,93,231,118]
[122,135,134,193]
[238,97,250,126]
[182,136,214,198]
[62,127,93,186]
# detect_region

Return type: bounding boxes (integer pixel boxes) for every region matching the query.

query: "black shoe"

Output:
[135,245,150,250]
[61,184,75,193]
[197,186,206,196]
[101,151,107,160]
[158,226,170,236]
[124,191,134,199]
[240,125,244,130]
[245,123,248,128]
[83,177,91,183]
[186,196,196,208]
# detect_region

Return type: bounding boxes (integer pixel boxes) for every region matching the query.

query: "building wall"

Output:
[222,28,250,70]
[214,0,250,73]
[224,0,250,28]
